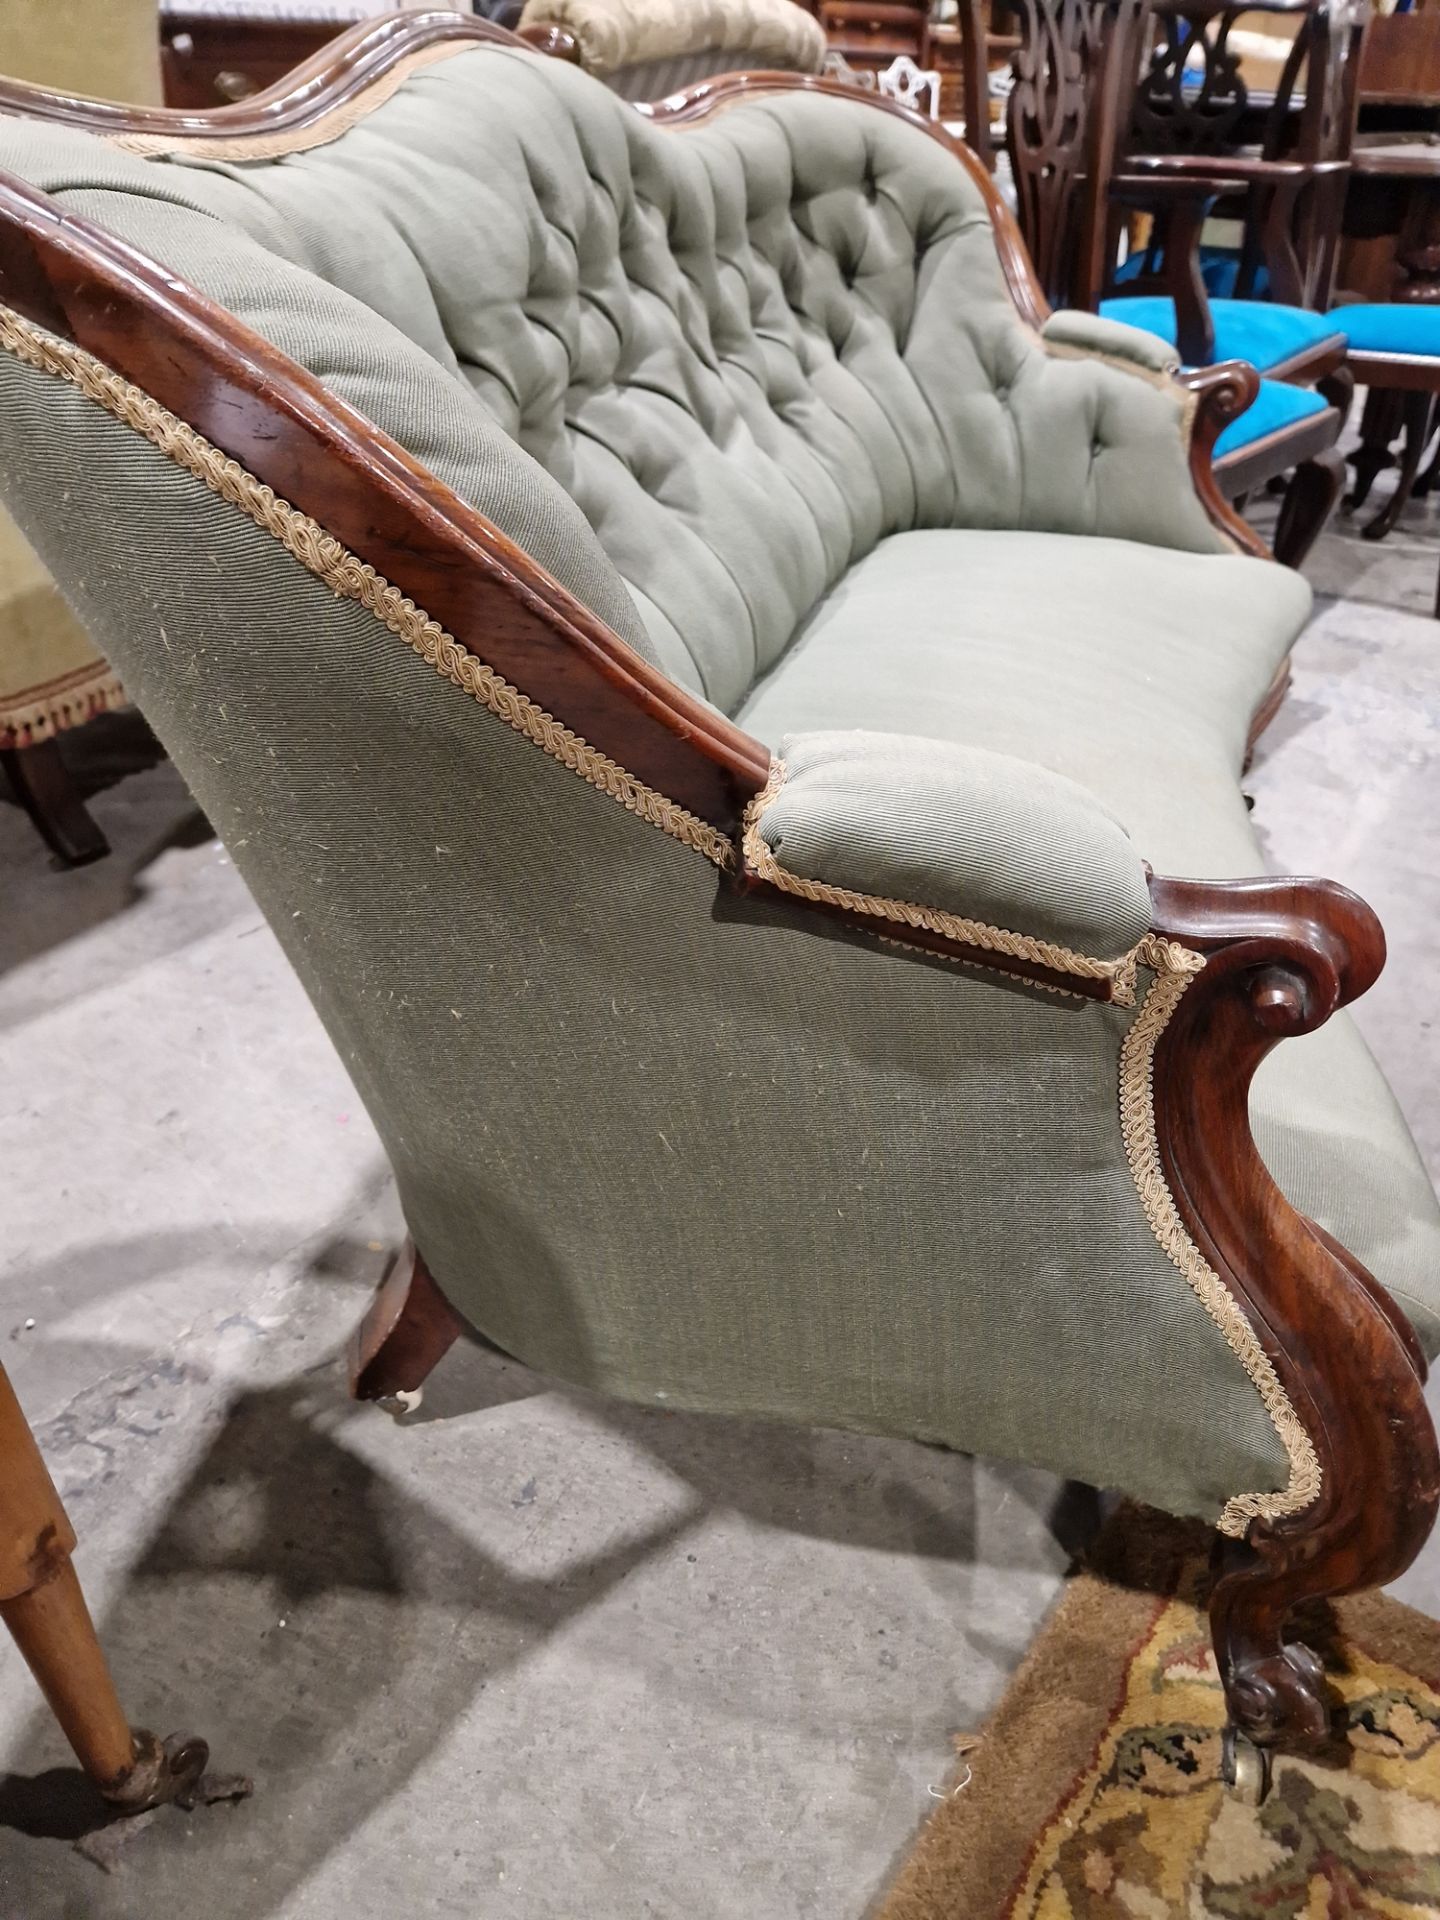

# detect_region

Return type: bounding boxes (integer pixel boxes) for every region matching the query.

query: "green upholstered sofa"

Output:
[0,10,1433,1817]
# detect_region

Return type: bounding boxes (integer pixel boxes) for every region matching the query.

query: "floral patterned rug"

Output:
[879,1511,1440,1919]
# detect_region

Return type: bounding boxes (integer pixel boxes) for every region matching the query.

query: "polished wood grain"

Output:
[1148,875,1440,1752]
[0,9,514,140]
[351,1246,465,1403]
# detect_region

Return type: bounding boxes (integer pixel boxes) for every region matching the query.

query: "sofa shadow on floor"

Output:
[0,1306,1102,1911]
[0,1369,700,1905]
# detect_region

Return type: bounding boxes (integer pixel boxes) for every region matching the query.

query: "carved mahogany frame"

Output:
[0,13,1431,1806]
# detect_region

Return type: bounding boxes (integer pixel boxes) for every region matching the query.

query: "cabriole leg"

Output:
[1362,391,1436,542]
[1273,449,1345,569]
[350,1244,465,1408]
[1147,877,1440,1787]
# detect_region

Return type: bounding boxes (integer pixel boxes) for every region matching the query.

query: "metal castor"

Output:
[1221,1725,1271,1806]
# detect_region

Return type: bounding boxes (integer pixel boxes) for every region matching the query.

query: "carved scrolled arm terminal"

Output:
[1148,873,1440,1751]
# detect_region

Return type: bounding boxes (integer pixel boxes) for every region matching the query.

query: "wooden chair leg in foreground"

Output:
[0,1359,209,1811]
[350,1244,465,1408]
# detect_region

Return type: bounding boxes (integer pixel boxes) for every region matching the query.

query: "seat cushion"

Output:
[1100,295,1344,373]
[737,528,1440,1353]
[1337,304,1440,357]
[1214,378,1330,462]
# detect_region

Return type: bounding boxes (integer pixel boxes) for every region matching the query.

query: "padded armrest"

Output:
[1041,309,1180,378]
[747,731,1154,967]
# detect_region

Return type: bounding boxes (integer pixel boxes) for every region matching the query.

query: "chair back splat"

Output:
[1005,0,1146,310]
[1127,0,1367,308]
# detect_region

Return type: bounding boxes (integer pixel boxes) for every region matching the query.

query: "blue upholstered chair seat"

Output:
[1337,305,1440,356]
[1100,295,1344,373]
[1213,379,1329,461]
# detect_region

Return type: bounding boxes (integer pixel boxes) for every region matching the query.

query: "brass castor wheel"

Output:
[1221,1726,1271,1806]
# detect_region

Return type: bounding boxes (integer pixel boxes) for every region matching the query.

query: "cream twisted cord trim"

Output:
[0,305,734,873]
[1120,935,1323,1536]
[742,758,1146,1004]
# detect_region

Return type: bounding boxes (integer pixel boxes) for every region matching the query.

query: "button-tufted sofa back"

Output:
[0,44,1223,712]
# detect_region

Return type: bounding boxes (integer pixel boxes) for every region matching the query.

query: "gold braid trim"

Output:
[0,306,734,872]
[108,41,475,160]
[1120,935,1323,1536]
[742,758,1144,1004]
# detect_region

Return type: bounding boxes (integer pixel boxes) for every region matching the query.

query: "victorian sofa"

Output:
[0,10,1436,1822]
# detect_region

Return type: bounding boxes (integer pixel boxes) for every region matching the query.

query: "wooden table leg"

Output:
[0,1360,207,1810]
[0,739,109,866]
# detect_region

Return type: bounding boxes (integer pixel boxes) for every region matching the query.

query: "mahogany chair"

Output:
[1103,0,1361,378]
[1003,0,1346,564]
[1099,0,1440,605]
[0,13,1435,1832]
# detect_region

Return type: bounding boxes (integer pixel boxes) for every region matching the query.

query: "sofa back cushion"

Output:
[0,43,1221,712]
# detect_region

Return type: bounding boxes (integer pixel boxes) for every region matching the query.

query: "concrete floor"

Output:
[1,481,1438,1917]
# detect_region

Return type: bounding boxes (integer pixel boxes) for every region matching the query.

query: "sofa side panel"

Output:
[0,344,1292,1523]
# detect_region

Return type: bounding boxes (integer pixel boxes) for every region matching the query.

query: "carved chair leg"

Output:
[350,1244,465,1405]
[0,738,109,865]
[1362,390,1435,542]
[1316,363,1355,436]
[1412,422,1440,500]
[1272,448,1345,569]
[1345,386,1403,514]
[0,1361,207,1810]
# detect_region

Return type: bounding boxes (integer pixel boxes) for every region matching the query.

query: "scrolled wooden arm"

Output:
[1173,361,1272,560]
[1148,873,1440,1753]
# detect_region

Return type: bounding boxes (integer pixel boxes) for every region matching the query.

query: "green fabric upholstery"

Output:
[736,530,1440,1353]
[1041,308,1181,377]
[0,348,1296,1521]
[0,45,1227,714]
[0,43,1434,1527]
[754,730,1154,960]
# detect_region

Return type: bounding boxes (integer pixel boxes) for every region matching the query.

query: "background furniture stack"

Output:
[0,0,165,863]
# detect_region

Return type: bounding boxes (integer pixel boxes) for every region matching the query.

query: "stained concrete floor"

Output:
[1,480,1438,1918]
